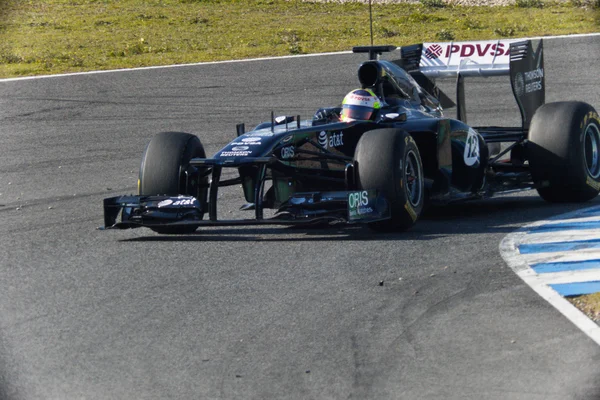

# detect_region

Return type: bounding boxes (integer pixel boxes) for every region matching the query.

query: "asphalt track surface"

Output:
[1,35,600,399]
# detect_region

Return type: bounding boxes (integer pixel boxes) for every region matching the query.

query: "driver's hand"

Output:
[313,107,341,123]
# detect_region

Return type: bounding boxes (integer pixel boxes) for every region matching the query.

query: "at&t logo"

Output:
[318,131,328,148]
[317,131,344,149]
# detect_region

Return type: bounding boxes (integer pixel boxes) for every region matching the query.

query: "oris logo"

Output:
[425,44,443,59]
[348,191,369,209]
[280,146,295,159]
[348,190,374,217]
[231,146,249,151]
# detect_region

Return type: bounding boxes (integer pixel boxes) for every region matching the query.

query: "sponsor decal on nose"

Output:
[280,146,295,159]
[318,131,328,148]
[158,199,173,208]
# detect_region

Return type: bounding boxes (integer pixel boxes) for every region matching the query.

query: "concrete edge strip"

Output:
[0,51,352,82]
[2,32,600,83]
[500,205,600,347]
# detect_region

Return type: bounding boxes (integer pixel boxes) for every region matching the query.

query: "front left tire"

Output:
[139,131,207,234]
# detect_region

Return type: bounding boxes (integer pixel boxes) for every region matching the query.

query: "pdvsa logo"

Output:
[318,131,344,149]
[425,44,443,59]
[446,42,510,57]
[424,42,511,59]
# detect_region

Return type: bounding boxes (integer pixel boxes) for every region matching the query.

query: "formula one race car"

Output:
[103,39,600,234]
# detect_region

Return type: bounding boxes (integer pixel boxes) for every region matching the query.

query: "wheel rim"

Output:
[404,149,423,207]
[584,122,600,179]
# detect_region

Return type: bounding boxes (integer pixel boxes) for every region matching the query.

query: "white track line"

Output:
[535,269,600,286]
[500,205,600,346]
[520,250,600,265]
[1,32,599,83]
[519,230,600,245]
[0,51,351,82]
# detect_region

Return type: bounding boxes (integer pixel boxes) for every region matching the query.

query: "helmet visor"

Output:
[342,104,375,121]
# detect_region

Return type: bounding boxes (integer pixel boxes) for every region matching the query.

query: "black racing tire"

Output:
[355,128,424,232]
[528,101,600,203]
[139,132,207,234]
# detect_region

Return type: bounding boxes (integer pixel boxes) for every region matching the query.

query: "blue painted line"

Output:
[531,259,600,274]
[519,239,600,254]
[550,281,600,297]
[528,220,600,233]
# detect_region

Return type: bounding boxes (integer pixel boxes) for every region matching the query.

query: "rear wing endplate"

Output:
[398,39,545,130]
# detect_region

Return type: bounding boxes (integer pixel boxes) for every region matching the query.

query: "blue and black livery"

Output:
[103,40,600,234]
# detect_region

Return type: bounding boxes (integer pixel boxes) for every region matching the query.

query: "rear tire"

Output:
[528,101,600,202]
[139,132,207,234]
[355,128,424,232]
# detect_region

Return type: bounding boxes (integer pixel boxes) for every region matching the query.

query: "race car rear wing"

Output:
[397,39,545,131]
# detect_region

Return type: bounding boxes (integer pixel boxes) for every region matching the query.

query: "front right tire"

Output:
[354,128,424,232]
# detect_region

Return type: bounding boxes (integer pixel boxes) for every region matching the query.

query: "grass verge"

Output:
[0,0,598,78]
[569,294,600,322]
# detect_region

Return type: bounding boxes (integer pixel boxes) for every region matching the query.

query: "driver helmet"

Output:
[340,88,383,122]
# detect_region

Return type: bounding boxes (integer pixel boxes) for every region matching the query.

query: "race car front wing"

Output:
[102,189,390,231]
